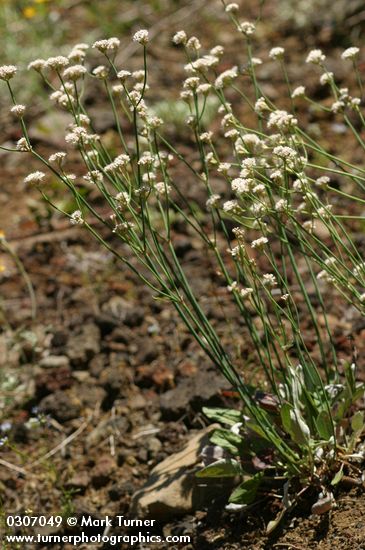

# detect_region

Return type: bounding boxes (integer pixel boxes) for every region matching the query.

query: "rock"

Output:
[99,365,129,403]
[39,390,81,422]
[147,437,163,455]
[88,355,107,378]
[109,481,135,501]
[130,425,223,519]
[123,307,144,328]
[35,366,73,398]
[91,454,116,488]
[66,323,101,367]
[98,297,144,330]
[66,472,90,493]
[136,341,158,364]
[39,355,70,368]
[86,416,130,448]
[160,370,228,420]
[136,364,174,389]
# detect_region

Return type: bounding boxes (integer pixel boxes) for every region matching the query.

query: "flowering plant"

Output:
[1,0,365,529]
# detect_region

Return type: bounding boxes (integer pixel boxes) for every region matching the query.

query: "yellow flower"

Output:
[0,230,5,240]
[23,6,37,18]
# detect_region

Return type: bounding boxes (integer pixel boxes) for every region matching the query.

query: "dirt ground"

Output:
[1,1,365,548]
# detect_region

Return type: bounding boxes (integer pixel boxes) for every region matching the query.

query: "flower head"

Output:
[269,47,285,60]
[172,31,187,45]
[63,65,87,81]
[93,37,120,53]
[341,47,360,60]
[306,49,326,64]
[45,56,69,70]
[133,29,149,45]
[0,65,17,81]
[10,104,26,118]
[225,3,239,12]
[70,210,84,225]
[24,171,46,186]
[28,59,46,72]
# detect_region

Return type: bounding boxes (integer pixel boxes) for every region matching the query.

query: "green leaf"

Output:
[228,472,263,504]
[203,407,242,426]
[280,403,293,435]
[331,464,344,486]
[315,410,333,441]
[210,429,243,456]
[351,410,364,433]
[196,458,242,478]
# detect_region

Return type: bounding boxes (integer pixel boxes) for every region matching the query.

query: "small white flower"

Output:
[84,170,104,184]
[0,65,17,81]
[317,205,333,219]
[172,31,187,45]
[210,45,224,57]
[28,59,46,72]
[262,273,277,288]
[275,199,288,212]
[10,104,26,118]
[331,100,345,113]
[251,57,262,66]
[232,178,252,194]
[223,200,241,214]
[227,281,238,292]
[63,65,87,81]
[269,47,285,60]
[239,21,255,36]
[200,131,213,142]
[92,37,120,53]
[186,36,201,51]
[92,65,108,79]
[133,29,149,45]
[341,47,360,60]
[16,137,31,152]
[70,210,84,225]
[254,97,270,113]
[240,287,254,299]
[206,194,220,209]
[225,129,240,140]
[197,83,211,95]
[251,237,268,249]
[155,182,171,195]
[117,70,131,82]
[315,176,330,188]
[115,191,131,209]
[215,66,238,89]
[291,86,306,98]
[268,110,297,131]
[306,49,326,64]
[303,219,315,233]
[24,171,46,186]
[48,152,67,165]
[217,162,232,175]
[45,56,69,70]
[319,72,333,85]
[225,3,239,12]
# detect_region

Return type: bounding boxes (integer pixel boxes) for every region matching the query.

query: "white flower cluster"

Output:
[215,66,238,88]
[24,171,46,186]
[133,30,149,45]
[92,38,120,53]
[0,65,17,81]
